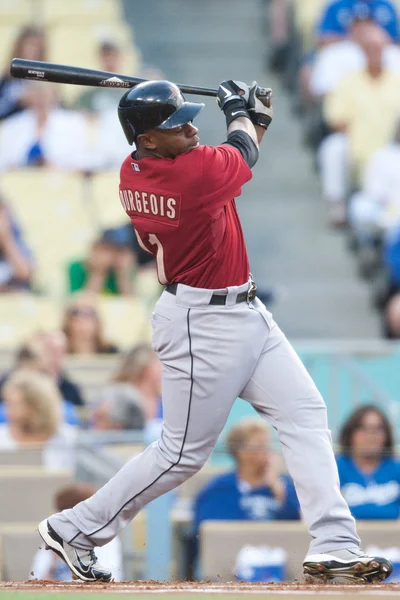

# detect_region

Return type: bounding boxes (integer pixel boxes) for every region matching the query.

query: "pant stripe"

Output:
[68,308,195,544]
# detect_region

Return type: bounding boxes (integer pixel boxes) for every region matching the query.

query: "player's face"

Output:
[141,122,200,158]
[351,410,387,459]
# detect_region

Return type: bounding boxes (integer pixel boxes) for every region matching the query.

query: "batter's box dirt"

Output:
[1,581,400,598]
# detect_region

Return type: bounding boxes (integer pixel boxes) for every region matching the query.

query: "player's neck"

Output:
[136,147,166,160]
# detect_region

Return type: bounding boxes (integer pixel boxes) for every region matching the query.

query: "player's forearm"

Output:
[227,117,259,148]
[254,125,267,145]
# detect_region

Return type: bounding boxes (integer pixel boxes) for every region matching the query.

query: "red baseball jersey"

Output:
[119,144,252,288]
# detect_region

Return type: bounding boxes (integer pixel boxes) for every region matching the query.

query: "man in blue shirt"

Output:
[318,0,400,42]
[193,420,300,539]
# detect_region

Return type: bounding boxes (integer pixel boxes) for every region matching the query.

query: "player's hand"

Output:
[216,80,249,110]
[217,80,250,126]
[247,81,273,130]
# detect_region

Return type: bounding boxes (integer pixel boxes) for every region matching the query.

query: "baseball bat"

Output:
[10,58,272,103]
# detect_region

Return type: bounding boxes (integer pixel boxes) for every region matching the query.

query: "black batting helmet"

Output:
[118,80,205,145]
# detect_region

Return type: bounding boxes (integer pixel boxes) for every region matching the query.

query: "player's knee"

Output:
[291,395,328,430]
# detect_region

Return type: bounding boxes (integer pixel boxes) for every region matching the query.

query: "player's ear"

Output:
[140,132,157,151]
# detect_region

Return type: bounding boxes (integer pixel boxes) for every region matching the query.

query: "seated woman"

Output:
[337,405,400,519]
[0,369,77,470]
[194,419,300,533]
[62,293,118,355]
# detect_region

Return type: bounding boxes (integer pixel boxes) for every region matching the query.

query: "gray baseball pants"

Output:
[50,281,360,554]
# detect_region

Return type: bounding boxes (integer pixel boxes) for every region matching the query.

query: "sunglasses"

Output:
[69,307,97,318]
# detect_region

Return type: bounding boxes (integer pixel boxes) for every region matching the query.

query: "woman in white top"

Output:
[0,369,77,470]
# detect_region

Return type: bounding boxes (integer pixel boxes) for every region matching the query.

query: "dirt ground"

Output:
[1,580,400,597]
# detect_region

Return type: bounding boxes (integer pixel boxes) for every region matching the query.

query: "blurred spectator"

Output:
[0,369,77,470]
[112,343,162,438]
[68,225,155,296]
[68,228,135,296]
[0,196,33,291]
[310,20,400,99]
[73,40,131,170]
[41,330,85,407]
[193,420,299,537]
[337,405,400,518]
[0,332,84,425]
[90,383,145,431]
[74,41,124,114]
[319,28,400,225]
[30,482,123,581]
[0,82,89,171]
[0,25,47,121]
[349,121,400,243]
[317,0,400,45]
[63,293,118,355]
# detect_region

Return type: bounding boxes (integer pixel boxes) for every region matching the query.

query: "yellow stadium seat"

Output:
[38,0,123,26]
[0,0,33,24]
[90,171,127,229]
[47,23,141,104]
[0,23,24,72]
[97,296,152,349]
[0,169,96,295]
[291,0,327,49]
[0,295,61,347]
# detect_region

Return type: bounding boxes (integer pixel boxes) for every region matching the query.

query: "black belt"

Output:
[165,282,257,305]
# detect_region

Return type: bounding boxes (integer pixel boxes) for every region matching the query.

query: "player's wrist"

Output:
[248,111,272,130]
[223,98,250,127]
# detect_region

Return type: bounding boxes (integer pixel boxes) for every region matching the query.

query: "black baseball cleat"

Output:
[38,519,112,582]
[303,548,393,582]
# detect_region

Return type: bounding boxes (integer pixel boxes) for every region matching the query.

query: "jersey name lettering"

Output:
[119,188,178,221]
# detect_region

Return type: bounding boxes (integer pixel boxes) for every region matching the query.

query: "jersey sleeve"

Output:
[200,144,252,211]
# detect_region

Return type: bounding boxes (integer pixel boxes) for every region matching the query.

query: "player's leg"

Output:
[239,300,392,581]
[40,289,260,580]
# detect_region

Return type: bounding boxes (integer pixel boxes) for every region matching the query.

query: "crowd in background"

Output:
[266,0,400,338]
[1,325,399,580]
[0,23,157,300]
[1,0,400,583]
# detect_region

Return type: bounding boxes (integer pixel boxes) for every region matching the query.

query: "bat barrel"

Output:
[10,58,271,103]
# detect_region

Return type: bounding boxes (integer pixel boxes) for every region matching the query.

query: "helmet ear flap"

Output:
[118,111,137,145]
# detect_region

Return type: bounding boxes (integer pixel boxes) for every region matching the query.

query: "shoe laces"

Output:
[88,549,97,564]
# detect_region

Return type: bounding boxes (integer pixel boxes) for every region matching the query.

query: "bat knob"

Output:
[256,86,272,107]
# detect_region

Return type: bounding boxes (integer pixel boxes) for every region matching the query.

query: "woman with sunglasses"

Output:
[337,405,400,519]
[62,295,118,355]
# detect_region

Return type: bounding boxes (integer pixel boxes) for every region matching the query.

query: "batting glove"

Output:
[217,80,250,126]
[247,81,273,130]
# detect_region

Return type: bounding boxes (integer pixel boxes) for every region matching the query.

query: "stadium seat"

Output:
[1,169,96,295]
[0,524,39,581]
[37,0,123,26]
[291,0,327,49]
[0,23,25,72]
[0,447,43,467]
[0,0,33,25]
[90,171,127,229]
[47,22,140,104]
[0,467,73,523]
[0,295,61,347]
[200,520,400,581]
[97,296,152,349]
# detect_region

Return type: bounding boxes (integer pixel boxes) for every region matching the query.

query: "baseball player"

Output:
[38,79,392,583]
